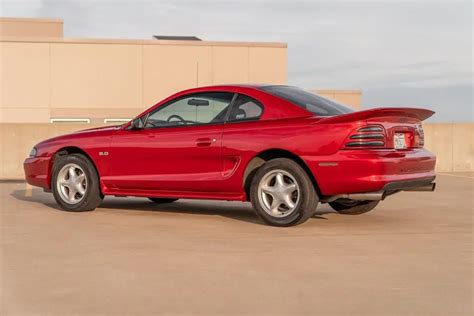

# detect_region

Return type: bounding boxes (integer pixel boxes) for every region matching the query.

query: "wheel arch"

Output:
[242,148,321,200]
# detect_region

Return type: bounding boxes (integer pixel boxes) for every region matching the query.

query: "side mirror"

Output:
[130,117,144,130]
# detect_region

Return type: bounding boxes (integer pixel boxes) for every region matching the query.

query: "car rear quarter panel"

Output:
[223,117,435,197]
[222,118,355,194]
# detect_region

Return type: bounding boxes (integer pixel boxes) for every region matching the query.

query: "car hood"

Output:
[73,124,123,134]
[36,124,123,148]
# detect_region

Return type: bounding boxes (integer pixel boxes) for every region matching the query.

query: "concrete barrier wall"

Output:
[1,122,472,179]
[423,123,474,172]
[0,123,97,179]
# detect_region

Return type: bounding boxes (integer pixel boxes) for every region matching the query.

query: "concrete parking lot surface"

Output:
[1,174,472,315]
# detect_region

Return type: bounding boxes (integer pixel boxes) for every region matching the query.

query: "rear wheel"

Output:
[148,198,178,204]
[329,199,379,215]
[52,154,103,212]
[250,158,319,227]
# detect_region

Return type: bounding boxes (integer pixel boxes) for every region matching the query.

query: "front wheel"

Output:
[329,199,379,215]
[250,158,319,227]
[52,154,103,212]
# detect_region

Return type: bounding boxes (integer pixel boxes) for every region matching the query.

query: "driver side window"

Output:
[145,92,234,128]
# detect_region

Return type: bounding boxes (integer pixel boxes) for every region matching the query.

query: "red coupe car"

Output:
[24,85,436,226]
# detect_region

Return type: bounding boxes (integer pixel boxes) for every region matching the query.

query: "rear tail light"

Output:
[357,126,384,133]
[415,123,425,147]
[345,125,386,148]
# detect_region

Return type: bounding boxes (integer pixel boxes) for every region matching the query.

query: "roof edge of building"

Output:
[0,36,287,48]
[0,17,63,24]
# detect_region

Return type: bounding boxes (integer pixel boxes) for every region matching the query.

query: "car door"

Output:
[221,93,265,193]
[106,91,235,192]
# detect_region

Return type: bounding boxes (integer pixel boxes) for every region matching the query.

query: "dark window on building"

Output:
[153,35,202,41]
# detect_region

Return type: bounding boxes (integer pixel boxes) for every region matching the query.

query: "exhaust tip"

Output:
[402,182,436,192]
[346,191,385,201]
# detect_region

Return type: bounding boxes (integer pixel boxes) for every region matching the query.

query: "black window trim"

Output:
[142,91,237,130]
[224,93,264,124]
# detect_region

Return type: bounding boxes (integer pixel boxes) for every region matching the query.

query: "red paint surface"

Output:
[24,85,436,200]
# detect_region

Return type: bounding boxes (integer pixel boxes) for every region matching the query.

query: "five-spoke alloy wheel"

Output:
[250,158,319,226]
[52,154,103,212]
[56,163,87,204]
[258,170,300,218]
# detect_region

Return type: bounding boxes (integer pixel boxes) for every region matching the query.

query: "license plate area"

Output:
[394,133,407,150]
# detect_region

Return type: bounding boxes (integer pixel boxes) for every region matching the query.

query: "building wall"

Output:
[0,17,63,38]
[1,37,287,124]
[0,123,472,179]
[423,123,474,172]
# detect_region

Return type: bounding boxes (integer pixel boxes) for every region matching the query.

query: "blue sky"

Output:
[1,0,472,122]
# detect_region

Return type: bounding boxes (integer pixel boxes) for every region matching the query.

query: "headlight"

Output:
[29,147,37,157]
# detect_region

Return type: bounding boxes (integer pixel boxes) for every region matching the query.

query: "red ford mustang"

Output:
[24,85,436,226]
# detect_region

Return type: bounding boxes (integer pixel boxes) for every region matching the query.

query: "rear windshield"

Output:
[260,85,354,116]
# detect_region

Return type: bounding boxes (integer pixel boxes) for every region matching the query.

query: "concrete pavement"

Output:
[1,174,472,315]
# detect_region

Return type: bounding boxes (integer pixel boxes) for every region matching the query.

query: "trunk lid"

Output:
[317,107,434,150]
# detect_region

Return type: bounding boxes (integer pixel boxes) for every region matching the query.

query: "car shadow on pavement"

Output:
[10,188,64,210]
[10,188,331,225]
[101,198,264,224]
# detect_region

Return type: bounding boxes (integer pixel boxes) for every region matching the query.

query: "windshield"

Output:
[260,86,354,116]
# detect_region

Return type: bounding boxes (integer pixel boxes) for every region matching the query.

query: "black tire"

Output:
[329,199,379,215]
[148,198,178,204]
[51,154,103,212]
[250,158,319,227]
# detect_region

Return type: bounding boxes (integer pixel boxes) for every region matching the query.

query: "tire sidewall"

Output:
[250,158,318,226]
[52,154,101,212]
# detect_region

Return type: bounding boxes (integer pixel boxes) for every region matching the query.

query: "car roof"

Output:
[132,84,313,122]
[176,84,294,94]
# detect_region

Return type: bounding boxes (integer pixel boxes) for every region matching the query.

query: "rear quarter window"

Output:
[227,94,263,122]
[260,86,354,116]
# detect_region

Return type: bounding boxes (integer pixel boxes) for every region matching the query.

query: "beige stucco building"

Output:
[0,17,64,38]
[0,17,472,177]
[1,18,290,124]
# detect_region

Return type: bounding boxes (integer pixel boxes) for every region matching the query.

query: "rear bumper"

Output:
[321,177,436,203]
[305,148,436,195]
[383,177,436,193]
[24,157,50,189]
